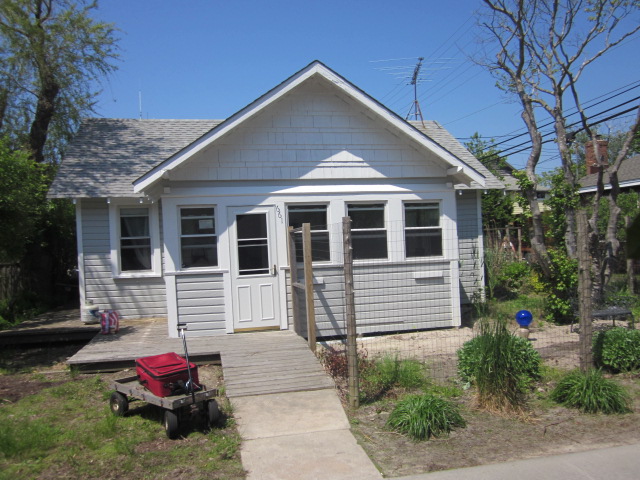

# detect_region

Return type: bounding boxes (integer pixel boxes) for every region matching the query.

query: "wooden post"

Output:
[577,208,593,371]
[287,226,301,335]
[517,226,522,260]
[342,216,359,408]
[302,223,316,352]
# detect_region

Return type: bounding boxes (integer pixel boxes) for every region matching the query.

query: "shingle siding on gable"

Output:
[170,80,448,183]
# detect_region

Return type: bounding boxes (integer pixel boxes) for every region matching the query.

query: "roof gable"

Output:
[133,61,490,193]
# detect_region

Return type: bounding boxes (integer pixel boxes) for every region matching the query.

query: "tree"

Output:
[0,1,118,318]
[476,0,640,278]
[0,0,118,163]
[465,133,516,232]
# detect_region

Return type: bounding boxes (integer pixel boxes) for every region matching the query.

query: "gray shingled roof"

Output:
[410,121,503,190]
[49,117,501,198]
[579,155,640,190]
[48,119,221,198]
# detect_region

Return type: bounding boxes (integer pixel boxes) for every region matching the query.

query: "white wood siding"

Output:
[288,261,455,338]
[80,199,167,318]
[456,191,484,305]
[175,274,226,335]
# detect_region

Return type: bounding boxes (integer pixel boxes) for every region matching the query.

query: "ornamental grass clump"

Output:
[550,369,632,414]
[457,320,541,412]
[386,393,466,441]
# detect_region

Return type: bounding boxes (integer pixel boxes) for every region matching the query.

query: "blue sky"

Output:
[91,0,640,172]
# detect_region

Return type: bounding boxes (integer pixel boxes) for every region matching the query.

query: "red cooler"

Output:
[135,352,199,397]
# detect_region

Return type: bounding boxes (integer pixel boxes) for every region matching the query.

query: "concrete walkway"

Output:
[232,389,382,480]
[395,443,640,480]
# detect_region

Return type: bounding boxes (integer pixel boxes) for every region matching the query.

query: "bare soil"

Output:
[341,320,640,477]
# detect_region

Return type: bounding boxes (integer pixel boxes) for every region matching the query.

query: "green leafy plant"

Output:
[550,369,632,414]
[386,393,466,441]
[541,248,578,324]
[593,327,640,372]
[457,321,541,411]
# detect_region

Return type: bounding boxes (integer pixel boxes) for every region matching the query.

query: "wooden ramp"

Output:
[67,319,334,398]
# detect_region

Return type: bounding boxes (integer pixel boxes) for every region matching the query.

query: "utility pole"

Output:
[406,57,425,126]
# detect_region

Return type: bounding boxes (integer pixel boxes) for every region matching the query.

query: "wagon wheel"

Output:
[164,410,179,439]
[109,392,129,416]
[206,399,221,427]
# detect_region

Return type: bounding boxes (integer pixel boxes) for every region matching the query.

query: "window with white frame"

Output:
[347,203,388,260]
[404,202,443,257]
[287,205,330,262]
[120,207,152,271]
[180,207,218,268]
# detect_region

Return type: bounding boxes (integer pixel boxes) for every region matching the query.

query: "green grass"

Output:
[386,393,466,441]
[359,355,430,402]
[473,294,546,326]
[550,369,632,414]
[0,376,244,480]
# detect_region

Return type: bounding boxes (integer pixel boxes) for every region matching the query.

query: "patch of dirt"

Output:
[349,376,640,477]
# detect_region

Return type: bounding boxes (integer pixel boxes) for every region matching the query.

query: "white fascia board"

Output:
[134,61,486,192]
[579,179,640,194]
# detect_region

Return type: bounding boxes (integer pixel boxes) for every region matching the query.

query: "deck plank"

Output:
[66,319,334,397]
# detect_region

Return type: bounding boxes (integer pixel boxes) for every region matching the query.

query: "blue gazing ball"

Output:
[515,310,533,327]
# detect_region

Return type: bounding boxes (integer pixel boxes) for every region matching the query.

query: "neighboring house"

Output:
[578,154,640,195]
[48,61,502,338]
[488,160,550,215]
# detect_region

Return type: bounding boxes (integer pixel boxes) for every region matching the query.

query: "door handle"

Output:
[272,264,277,275]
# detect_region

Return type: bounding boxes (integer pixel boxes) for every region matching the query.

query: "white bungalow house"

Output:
[48,61,502,338]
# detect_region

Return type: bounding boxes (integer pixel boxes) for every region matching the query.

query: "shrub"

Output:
[386,393,466,441]
[550,369,631,414]
[318,346,371,379]
[541,248,578,324]
[457,321,541,411]
[593,328,640,372]
[497,260,531,296]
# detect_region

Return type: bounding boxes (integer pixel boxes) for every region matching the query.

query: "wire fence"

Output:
[295,219,635,386]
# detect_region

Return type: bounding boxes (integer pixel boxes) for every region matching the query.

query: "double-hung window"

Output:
[287,205,330,262]
[404,202,443,257]
[180,207,218,268]
[120,208,152,271]
[347,203,388,260]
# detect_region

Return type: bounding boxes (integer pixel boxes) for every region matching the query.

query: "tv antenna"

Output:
[406,57,425,125]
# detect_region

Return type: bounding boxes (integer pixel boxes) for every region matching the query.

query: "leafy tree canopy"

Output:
[0,0,119,163]
[466,132,515,230]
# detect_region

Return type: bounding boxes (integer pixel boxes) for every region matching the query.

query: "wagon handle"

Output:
[178,323,197,405]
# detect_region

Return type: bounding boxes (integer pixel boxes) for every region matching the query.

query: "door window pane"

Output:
[237,213,269,275]
[348,204,387,260]
[288,205,330,262]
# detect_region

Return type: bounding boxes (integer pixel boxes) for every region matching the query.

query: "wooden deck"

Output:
[0,309,99,345]
[67,318,334,398]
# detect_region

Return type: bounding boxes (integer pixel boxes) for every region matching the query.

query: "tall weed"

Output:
[550,369,631,414]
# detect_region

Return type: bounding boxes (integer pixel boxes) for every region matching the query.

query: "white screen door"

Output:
[229,206,280,331]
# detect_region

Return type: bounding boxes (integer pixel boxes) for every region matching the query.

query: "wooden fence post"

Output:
[577,208,593,371]
[302,223,316,352]
[343,216,359,408]
[287,227,301,336]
